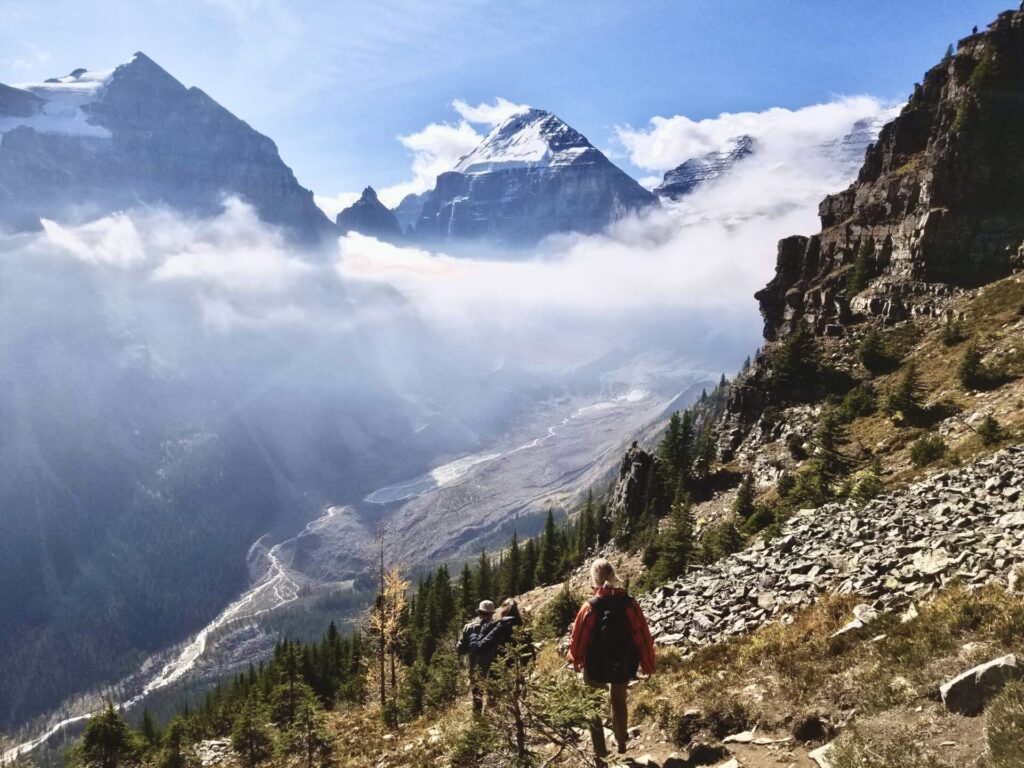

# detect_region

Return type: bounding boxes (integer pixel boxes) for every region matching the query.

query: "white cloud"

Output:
[375,119,482,207]
[41,214,145,267]
[315,191,360,220]
[452,97,529,127]
[328,97,530,209]
[617,95,894,172]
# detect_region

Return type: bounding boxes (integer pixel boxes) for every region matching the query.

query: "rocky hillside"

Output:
[0,53,333,242]
[756,10,1024,342]
[641,446,1024,648]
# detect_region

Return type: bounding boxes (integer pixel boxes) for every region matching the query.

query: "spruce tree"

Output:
[734,474,755,519]
[457,563,475,618]
[575,492,596,558]
[857,328,887,374]
[521,538,538,592]
[75,704,140,768]
[474,550,493,603]
[814,407,850,485]
[503,532,521,600]
[886,361,922,420]
[157,717,188,768]
[958,341,986,390]
[231,695,273,768]
[140,710,159,749]
[772,323,819,397]
[647,487,694,584]
[534,510,560,586]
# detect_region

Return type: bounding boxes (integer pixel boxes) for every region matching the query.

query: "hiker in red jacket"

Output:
[568,558,655,758]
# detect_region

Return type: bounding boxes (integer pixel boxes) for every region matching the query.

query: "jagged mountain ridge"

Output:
[0,53,334,242]
[654,135,756,200]
[408,108,658,247]
[336,186,401,241]
[757,10,1024,342]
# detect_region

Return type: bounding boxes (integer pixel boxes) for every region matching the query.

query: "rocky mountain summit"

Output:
[756,10,1024,342]
[641,446,1024,648]
[336,186,401,241]
[409,108,658,247]
[654,135,756,201]
[0,53,333,242]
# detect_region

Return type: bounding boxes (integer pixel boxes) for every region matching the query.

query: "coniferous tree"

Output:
[282,695,332,768]
[457,563,475,618]
[231,695,273,768]
[156,717,189,768]
[140,710,159,750]
[693,422,717,486]
[772,323,819,397]
[474,550,494,603]
[814,407,850,485]
[534,510,560,586]
[734,474,756,519]
[958,341,987,390]
[575,491,596,558]
[503,532,521,599]
[647,487,694,584]
[521,539,538,592]
[886,361,922,420]
[73,704,141,768]
[857,328,887,374]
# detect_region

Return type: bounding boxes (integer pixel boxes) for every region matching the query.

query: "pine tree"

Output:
[734,474,755,519]
[534,510,560,586]
[958,341,987,390]
[978,413,1002,446]
[74,704,141,768]
[772,323,819,397]
[857,328,888,374]
[814,407,850,485]
[230,695,273,768]
[886,361,922,420]
[847,235,875,295]
[693,422,717,485]
[521,539,538,592]
[140,710,159,750]
[282,695,332,768]
[474,550,494,603]
[156,717,188,768]
[503,532,521,599]
[575,491,596,558]
[647,487,694,584]
[457,563,475,618]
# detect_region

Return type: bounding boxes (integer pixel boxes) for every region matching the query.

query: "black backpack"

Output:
[584,593,640,684]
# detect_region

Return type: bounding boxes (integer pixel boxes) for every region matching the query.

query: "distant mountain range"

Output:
[0,53,334,242]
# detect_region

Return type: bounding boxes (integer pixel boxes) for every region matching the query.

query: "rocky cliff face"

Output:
[336,186,401,241]
[412,108,657,247]
[654,135,756,200]
[0,53,334,243]
[756,11,1024,341]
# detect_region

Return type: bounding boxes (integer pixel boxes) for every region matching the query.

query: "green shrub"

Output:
[941,319,966,346]
[910,435,947,467]
[988,680,1024,768]
[838,385,875,422]
[850,468,883,501]
[533,585,583,640]
[858,329,890,374]
[978,413,1003,446]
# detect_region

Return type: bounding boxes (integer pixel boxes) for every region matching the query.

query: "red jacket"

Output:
[568,587,656,676]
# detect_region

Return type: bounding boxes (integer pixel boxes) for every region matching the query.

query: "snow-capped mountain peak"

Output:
[453,108,596,174]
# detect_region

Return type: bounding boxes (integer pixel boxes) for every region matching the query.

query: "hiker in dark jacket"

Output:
[469,598,534,676]
[568,558,655,758]
[456,599,495,713]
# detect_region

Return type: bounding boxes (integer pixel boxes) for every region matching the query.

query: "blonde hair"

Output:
[494,598,522,621]
[590,558,618,588]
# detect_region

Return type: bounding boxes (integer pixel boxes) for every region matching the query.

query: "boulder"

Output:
[940,654,1023,715]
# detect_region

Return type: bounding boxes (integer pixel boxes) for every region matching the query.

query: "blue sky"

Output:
[1,0,1010,201]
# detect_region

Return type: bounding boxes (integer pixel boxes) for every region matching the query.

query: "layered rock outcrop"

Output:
[756,10,1024,341]
[336,186,401,241]
[0,53,334,243]
[641,446,1024,647]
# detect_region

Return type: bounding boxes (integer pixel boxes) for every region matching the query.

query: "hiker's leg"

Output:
[609,682,629,750]
[471,684,483,713]
[582,671,609,757]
